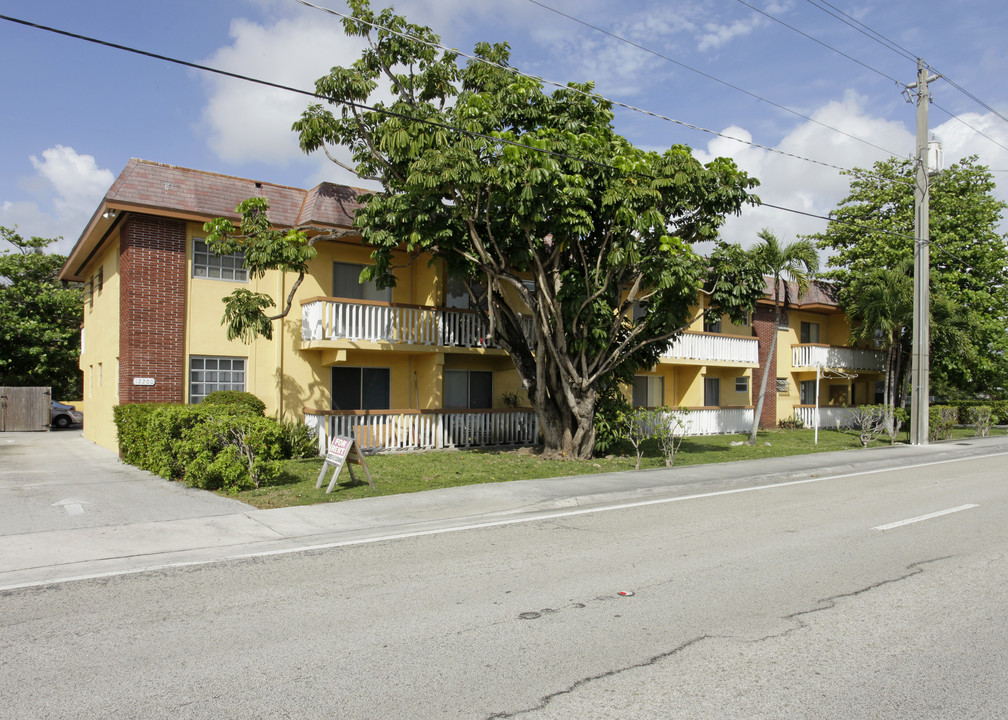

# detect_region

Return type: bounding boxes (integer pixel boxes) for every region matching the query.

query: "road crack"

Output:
[484,634,710,719]
[751,555,953,643]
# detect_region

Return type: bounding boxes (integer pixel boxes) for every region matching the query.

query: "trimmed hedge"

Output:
[201,390,266,416]
[113,401,312,491]
[953,399,1008,425]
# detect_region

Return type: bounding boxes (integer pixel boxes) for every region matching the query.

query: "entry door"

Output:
[704,378,720,407]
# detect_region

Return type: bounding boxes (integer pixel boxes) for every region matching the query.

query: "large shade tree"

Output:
[0,227,82,399]
[812,155,1008,398]
[208,0,765,458]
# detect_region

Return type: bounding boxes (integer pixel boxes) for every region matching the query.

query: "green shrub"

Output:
[112,403,161,465]
[593,382,631,456]
[778,416,804,430]
[201,390,266,416]
[928,405,958,441]
[144,404,211,479]
[955,400,1008,425]
[276,415,319,459]
[175,414,284,491]
[966,405,993,437]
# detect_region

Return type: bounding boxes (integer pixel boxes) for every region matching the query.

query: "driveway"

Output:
[0,430,252,537]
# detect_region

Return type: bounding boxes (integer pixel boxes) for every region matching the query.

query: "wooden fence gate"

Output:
[0,386,51,432]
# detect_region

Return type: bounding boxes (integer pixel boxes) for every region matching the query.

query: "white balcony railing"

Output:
[302,298,498,349]
[794,405,857,429]
[305,408,539,455]
[664,332,758,365]
[792,344,885,371]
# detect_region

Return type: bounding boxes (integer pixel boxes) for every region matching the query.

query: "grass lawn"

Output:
[231,426,992,509]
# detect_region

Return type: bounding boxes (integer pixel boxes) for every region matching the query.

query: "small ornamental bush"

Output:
[201,390,266,416]
[928,405,958,441]
[175,414,284,491]
[277,415,320,459]
[966,405,993,437]
[777,416,805,430]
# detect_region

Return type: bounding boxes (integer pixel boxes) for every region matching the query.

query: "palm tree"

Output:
[845,262,912,420]
[748,229,819,445]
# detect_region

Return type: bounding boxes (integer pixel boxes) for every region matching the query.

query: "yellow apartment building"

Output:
[59,159,884,454]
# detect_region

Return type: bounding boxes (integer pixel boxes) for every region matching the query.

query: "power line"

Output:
[0,11,914,242]
[931,102,1008,154]
[521,0,903,158]
[293,0,889,177]
[803,0,916,63]
[731,0,903,85]
[801,0,1008,133]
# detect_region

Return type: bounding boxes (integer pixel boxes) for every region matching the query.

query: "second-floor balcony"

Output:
[302,297,501,350]
[664,332,759,365]
[792,344,885,372]
[302,297,758,366]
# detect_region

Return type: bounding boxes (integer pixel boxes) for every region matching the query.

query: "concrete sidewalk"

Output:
[3,430,1007,590]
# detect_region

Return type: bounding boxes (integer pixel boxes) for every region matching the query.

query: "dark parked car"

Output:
[51,401,84,429]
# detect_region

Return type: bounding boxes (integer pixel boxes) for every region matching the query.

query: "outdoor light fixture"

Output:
[103,209,117,220]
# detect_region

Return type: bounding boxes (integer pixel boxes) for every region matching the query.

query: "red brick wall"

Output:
[752,305,778,428]
[118,214,186,404]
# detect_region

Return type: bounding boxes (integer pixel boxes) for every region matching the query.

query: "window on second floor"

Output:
[193,238,248,282]
[703,311,722,334]
[333,262,390,302]
[800,321,820,344]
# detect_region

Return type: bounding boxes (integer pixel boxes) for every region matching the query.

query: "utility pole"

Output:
[907,59,940,445]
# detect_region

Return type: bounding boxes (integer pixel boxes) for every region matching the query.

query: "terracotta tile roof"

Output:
[106,159,315,226]
[61,159,370,281]
[761,276,838,308]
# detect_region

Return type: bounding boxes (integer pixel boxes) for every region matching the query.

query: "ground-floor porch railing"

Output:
[639,407,753,437]
[794,405,857,429]
[304,408,539,454]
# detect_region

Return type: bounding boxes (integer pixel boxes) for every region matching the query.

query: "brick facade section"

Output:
[118,214,186,404]
[751,306,778,429]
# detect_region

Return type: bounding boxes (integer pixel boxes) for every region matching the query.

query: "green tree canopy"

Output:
[811,155,1008,398]
[0,227,82,399]
[211,0,764,458]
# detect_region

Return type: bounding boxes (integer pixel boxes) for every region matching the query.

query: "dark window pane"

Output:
[361,368,390,409]
[469,371,493,409]
[331,367,363,410]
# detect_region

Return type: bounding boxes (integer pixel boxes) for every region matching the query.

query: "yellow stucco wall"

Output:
[78,237,121,450]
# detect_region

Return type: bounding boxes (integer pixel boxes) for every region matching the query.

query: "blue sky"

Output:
[2,0,1007,254]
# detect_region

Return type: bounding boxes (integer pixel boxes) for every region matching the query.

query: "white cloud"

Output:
[696,92,914,249]
[199,15,369,169]
[30,146,114,218]
[697,16,763,52]
[1,146,114,254]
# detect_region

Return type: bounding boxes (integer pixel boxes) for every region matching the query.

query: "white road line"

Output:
[3,451,1005,591]
[873,504,979,531]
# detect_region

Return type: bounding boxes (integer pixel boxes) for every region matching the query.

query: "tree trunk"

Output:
[533,377,598,460]
[750,294,781,445]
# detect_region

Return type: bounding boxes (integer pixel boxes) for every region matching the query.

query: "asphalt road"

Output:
[2,451,1005,718]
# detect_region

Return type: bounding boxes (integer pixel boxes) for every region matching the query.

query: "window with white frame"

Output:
[800,321,820,344]
[704,377,720,406]
[193,238,248,281]
[703,311,722,334]
[735,376,748,393]
[189,356,246,403]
